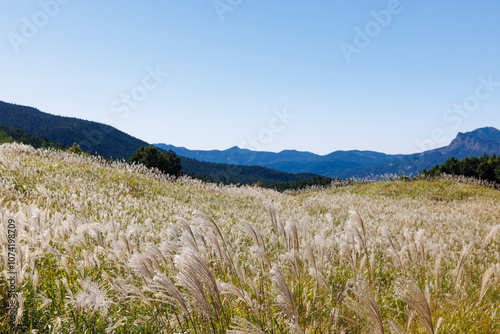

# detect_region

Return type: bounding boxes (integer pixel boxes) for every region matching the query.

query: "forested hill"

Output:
[0,101,147,159]
[0,100,321,184]
[0,124,68,150]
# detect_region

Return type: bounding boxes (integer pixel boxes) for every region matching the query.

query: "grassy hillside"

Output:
[0,143,499,333]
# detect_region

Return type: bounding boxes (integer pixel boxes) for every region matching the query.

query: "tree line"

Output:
[0,124,68,150]
[422,153,500,184]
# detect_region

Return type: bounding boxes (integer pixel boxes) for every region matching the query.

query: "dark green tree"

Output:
[441,156,460,175]
[67,142,83,155]
[129,146,182,177]
[494,163,500,183]
[459,156,480,177]
[478,157,495,182]
[422,153,500,184]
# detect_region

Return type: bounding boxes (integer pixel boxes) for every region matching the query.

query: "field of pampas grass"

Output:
[1,143,500,333]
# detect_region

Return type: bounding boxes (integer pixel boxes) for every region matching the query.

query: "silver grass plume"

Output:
[126,283,152,307]
[218,281,256,314]
[129,253,155,282]
[36,293,52,310]
[240,220,265,250]
[454,243,473,293]
[379,226,404,272]
[153,273,190,316]
[145,243,169,267]
[340,241,358,277]
[480,225,500,253]
[15,292,25,327]
[285,220,300,251]
[345,279,385,334]
[264,200,281,233]
[32,268,39,294]
[250,245,272,268]
[175,246,223,321]
[118,231,131,255]
[270,266,300,323]
[177,217,199,251]
[478,266,495,303]
[195,210,225,242]
[227,317,265,334]
[127,226,141,251]
[64,241,76,262]
[71,278,112,317]
[347,210,367,252]
[434,254,441,295]
[303,244,329,290]
[61,256,71,278]
[386,320,406,334]
[280,250,300,279]
[395,278,440,334]
[51,317,62,333]
[106,317,127,333]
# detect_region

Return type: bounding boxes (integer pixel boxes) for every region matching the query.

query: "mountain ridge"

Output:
[0,100,322,184]
[155,127,500,178]
[2,99,499,181]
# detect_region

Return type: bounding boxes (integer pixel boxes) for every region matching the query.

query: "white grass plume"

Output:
[480,225,500,253]
[347,210,367,253]
[478,266,494,304]
[346,279,385,334]
[454,243,473,293]
[227,317,265,334]
[270,265,300,322]
[153,273,190,317]
[395,278,440,334]
[175,246,223,321]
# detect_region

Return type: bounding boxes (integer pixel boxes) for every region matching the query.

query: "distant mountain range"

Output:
[0,101,319,184]
[153,144,401,177]
[1,100,499,182]
[155,127,500,178]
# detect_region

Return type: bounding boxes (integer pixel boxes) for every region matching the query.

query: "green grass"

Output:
[335,179,500,201]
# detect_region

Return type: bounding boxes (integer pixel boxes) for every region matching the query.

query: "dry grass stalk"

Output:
[175,246,223,322]
[106,317,127,333]
[346,279,385,334]
[227,317,265,334]
[270,266,300,323]
[454,243,473,293]
[240,220,264,249]
[434,254,441,295]
[285,220,300,251]
[395,278,437,334]
[347,210,367,252]
[478,266,495,303]
[480,225,500,253]
[386,320,406,334]
[153,273,190,316]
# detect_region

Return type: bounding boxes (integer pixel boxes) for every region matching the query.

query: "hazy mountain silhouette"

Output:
[156,127,500,178]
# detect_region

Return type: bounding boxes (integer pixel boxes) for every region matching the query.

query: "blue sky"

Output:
[1,1,499,154]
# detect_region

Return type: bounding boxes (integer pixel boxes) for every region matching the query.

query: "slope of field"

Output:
[0,143,499,333]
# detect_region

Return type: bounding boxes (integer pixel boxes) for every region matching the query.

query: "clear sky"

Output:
[1,1,499,155]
